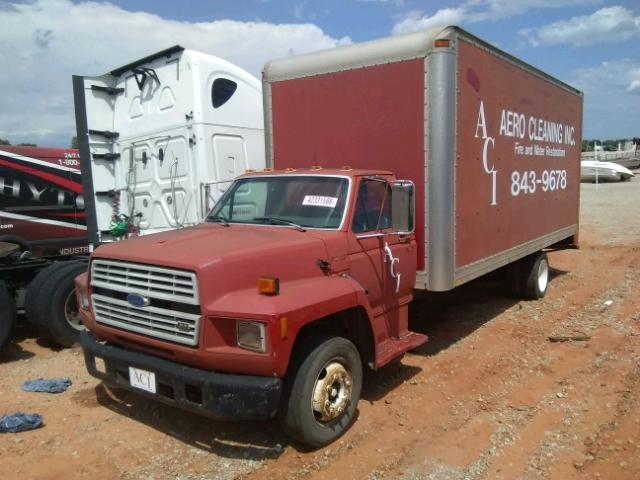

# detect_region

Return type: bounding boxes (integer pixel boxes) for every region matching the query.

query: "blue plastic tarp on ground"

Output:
[21,377,72,393]
[0,413,43,433]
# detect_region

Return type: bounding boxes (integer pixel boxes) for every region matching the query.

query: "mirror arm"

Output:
[355,231,411,240]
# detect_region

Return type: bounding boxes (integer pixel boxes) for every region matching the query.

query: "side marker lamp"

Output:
[258,277,280,295]
[280,316,288,340]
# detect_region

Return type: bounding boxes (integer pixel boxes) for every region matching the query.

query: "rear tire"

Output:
[25,261,88,347]
[518,252,549,300]
[24,263,66,329]
[0,281,16,349]
[279,336,362,448]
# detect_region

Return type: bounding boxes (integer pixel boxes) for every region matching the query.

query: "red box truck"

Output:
[77,26,582,447]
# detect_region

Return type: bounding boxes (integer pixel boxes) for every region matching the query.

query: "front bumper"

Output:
[80,331,282,421]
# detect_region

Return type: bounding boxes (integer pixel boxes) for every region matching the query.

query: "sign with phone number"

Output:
[510,169,567,196]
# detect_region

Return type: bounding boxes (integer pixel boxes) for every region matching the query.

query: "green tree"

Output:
[71,135,78,148]
[581,139,590,152]
[0,138,10,145]
[17,142,37,147]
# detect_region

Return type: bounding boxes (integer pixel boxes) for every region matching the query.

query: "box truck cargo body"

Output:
[263,26,582,291]
[77,26,582,447]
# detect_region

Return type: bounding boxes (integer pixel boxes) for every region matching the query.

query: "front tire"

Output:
[279,336,362,448]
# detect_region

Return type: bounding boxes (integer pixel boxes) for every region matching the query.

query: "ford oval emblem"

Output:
[127,293,150,308]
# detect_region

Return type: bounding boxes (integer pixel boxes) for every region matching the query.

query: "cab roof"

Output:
[239,167,394,179]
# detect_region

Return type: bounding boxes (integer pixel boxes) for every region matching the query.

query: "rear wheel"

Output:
[25,263,63,330]
[0,281,16,349]
[279,336,362,447]
[515,252,549,300]
[25,261,88,347]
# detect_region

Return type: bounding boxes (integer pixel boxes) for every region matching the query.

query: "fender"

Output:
[205,274,377,377]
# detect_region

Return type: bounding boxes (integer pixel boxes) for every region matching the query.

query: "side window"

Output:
[211,78,237,108]
[352,179,392,233]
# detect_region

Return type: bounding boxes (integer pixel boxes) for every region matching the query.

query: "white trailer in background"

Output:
[73,45,266,246]
[0,46,265,349]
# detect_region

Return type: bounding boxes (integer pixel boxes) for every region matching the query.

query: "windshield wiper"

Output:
[253,216,306,232]
[207,215,230,227]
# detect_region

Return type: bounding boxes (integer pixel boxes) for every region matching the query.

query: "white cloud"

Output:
[571,59,640,137]
[390,0,602,35]
[465,0,601,21]
[392,8,466,35]
[521,6,640,47]
[0,0,350,146]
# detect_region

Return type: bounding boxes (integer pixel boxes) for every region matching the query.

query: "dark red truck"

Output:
[76,26,583,446]
[0,146,87,348]
[0,146,86,254]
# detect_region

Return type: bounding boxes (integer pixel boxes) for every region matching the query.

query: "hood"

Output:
[94,223,329,270]
[92,224,333,301]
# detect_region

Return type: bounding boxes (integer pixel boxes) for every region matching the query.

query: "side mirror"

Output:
[391,180,415,234]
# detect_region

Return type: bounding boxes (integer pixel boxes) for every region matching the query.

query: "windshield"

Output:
[207,175,349,229]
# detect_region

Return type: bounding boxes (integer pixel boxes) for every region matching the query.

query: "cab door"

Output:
[347,177,416,324]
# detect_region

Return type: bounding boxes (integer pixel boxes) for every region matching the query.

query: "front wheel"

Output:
[279,336,362,448]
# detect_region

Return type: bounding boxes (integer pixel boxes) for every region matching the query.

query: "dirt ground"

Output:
[1,173,639,480]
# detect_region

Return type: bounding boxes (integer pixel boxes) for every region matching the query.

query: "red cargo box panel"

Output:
[268,59,426,270]
[453,35,582,285]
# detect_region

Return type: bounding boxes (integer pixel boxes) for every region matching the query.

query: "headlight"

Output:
[236,321,266,352]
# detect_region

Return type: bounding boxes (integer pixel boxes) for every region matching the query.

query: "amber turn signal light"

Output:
[258,277,280,295]
[434,39,450,48]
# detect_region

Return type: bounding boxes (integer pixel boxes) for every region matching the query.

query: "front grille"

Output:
[92,294,201,346]
[90,259,201,346]
[91,259,199,305]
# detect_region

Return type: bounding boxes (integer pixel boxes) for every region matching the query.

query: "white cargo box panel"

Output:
[73,45,265,246]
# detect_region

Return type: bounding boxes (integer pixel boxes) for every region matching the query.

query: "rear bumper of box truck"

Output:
[80,331,282,421]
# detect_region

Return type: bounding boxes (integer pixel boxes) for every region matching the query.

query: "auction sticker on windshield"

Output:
[302,195,338,208]
[129,366,156,393]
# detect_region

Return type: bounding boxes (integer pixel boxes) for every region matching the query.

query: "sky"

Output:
[0,0,638,147]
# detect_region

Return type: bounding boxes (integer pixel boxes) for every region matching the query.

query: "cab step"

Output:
[375,331,428,368]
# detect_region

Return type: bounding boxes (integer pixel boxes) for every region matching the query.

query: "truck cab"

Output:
[77,168,425,447]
